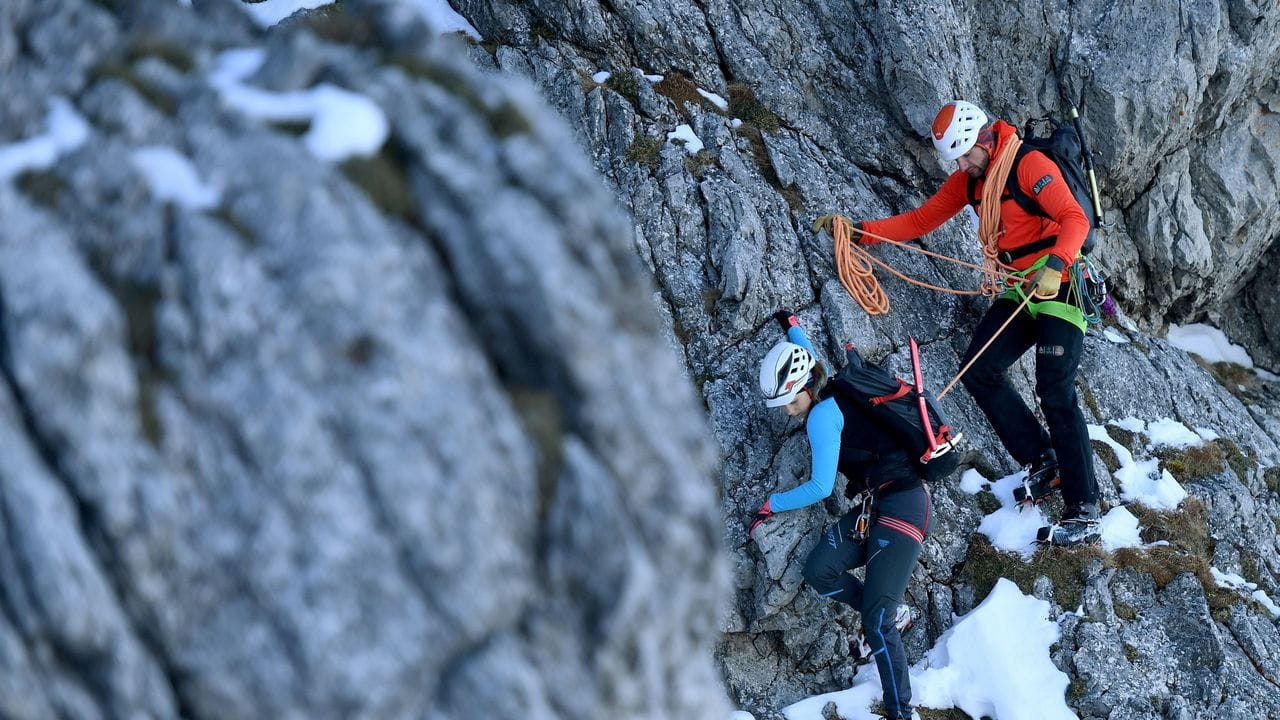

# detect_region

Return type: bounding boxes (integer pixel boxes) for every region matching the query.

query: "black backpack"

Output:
[967,117,1098,262]
[822,343,961,484]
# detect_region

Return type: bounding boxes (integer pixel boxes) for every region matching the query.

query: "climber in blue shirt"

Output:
[749,310,932,720]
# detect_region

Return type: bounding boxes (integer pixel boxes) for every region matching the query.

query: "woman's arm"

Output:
[768,399,843,512]
[786,324,815,355]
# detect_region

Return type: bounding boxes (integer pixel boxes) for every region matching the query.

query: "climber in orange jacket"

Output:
[839,100,1101,546]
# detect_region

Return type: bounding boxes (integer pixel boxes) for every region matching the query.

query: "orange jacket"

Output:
[862,120,1089,277]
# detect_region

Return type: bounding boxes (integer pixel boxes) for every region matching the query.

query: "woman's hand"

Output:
[747,498,773,537]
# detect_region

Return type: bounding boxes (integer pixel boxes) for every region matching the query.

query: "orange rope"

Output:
[978,136,1023,295]
[833,217,890,314]
[832,215,1019,316]
[826,200,1034,402]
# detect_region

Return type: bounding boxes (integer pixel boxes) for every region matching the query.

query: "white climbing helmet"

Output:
[931,100,989,162]
[759,341,816,407]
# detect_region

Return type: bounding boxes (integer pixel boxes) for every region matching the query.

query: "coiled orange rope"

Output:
[978,136,1022,295]
[830,138,1026,315]
[833,217,891,315]
[832,216,1013,316]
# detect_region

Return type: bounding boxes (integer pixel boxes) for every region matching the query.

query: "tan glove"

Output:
[812,213,838,234]
[1029,266,1063,299]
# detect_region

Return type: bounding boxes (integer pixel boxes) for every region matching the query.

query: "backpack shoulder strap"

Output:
[1005,144,1048,219]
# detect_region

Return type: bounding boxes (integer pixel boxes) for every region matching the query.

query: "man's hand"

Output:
[771,310,799,332]
[748,499,773,537]
[1029,266,1063,299]
[813,214,880,245]
[812,213,838,234]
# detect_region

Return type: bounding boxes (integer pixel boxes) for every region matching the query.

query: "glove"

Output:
[747,499,773,537]
[1029,266,1063,299]
[812,213,837,234]
[771,310,799,332]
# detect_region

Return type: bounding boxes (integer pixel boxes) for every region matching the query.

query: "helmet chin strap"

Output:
[802,384,817,404]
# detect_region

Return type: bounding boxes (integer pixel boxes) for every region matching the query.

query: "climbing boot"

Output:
[1036,503,1102,546]
[850,604,917,663]
[1014,450,1061,507]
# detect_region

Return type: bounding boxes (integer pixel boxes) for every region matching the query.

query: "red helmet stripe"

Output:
[932,103,956,140]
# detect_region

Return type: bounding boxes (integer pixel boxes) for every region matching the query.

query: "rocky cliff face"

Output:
[1,0,1279,719]
[0,1,726,719]
[462,0,1280,715]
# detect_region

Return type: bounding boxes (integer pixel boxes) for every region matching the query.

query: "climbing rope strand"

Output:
[844,223,1012,276]
[832,215,1020,317]
[827,166,1036,397]
[845,240,983,296]
[936,291,1035,400]
[833,218,890,314]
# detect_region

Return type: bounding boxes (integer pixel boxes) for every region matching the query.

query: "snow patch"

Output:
[1253,591,1280,618]
[1167,322,1253,367]
[698,88,729,111]
[129,147,221,210]
[0,97,90,182]
[1089,424,1187,509]
[785,581,1078,719]
[911,580,1076,720]
[667,124,704,155]
[237,0,481,38]
[1146,418,1204,449]
[211,49,389,162]
[1102,328,1128,344]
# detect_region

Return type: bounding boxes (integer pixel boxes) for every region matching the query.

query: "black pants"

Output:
[802,488,930,719]
[959,298,1098,508]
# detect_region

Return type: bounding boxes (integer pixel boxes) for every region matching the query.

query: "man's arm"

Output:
[1018,151,1090,271]
[860,172,970,242]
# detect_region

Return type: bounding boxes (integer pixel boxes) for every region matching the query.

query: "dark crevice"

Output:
[0,276,150,714]
[690,0,735,90]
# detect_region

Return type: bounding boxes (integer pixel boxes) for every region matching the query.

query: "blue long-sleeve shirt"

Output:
[768,326,844,512]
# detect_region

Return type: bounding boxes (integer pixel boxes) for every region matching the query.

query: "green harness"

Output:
[999,256,1088,333]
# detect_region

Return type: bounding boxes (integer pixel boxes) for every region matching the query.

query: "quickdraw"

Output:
[847,492,874,543]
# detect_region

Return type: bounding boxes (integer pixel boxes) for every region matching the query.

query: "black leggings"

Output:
[959,298,1098,508]
[802,488,930,719]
